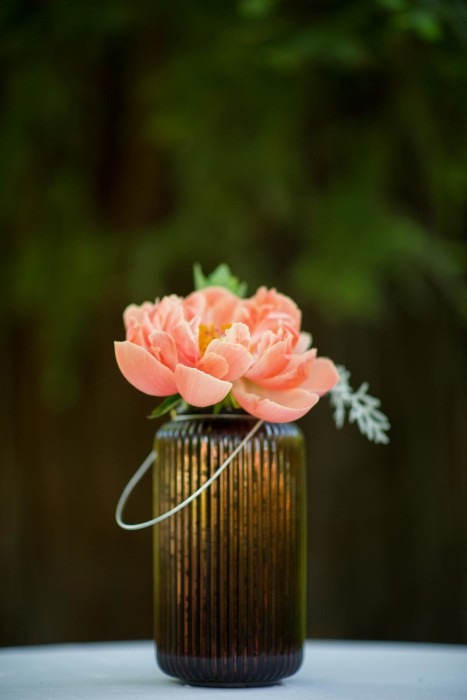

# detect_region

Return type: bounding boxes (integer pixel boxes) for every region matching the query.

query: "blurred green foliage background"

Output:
[1,0,466,646]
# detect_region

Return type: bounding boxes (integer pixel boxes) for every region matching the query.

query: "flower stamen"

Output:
[198,322,232,355]
[198,324,217,355]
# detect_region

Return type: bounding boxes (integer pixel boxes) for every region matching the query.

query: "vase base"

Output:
[180,680,281,688]
[156,648,304,687]
[157,649,303,688]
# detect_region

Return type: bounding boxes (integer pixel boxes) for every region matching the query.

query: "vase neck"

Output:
[174,408,256,421]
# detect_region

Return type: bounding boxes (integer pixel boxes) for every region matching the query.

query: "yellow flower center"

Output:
[198,323,232,355]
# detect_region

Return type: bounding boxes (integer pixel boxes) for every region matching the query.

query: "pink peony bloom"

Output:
[115,290,254,407]
[115,285,339,422]
[231,288,339,422]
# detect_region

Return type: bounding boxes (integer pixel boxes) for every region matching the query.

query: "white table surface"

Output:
[1,640,466,699]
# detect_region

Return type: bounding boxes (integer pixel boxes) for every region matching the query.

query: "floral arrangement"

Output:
[114,265,389,442]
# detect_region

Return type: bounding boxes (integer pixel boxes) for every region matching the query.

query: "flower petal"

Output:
[114,341,177,396]
[175,365,232,407]
[303,357,340,396]
[197,352,229,379]
[256,349,317,390]
[245,339,290,382]
[152,295,200,366]
[223,322,251,349]
[123,301,155,330]
[184,287,246,327]
[248,286,301,328]
[294,332,312,354]
[148,330,178,371]
[232,379,319,423]
[205,338,253,382]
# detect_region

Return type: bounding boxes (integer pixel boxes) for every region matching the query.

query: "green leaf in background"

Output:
[147,394,182,419]
[237,0,278,20]
[193,263,248,297]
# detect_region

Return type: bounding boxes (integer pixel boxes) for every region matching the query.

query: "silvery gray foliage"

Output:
[329,365,390,444]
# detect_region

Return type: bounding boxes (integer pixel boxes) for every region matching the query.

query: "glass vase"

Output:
[153,409,306,687]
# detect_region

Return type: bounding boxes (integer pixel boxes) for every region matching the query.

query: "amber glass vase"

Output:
[153,409,306,687]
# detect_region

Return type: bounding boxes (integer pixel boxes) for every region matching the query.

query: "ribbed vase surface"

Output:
[153,410,306,687]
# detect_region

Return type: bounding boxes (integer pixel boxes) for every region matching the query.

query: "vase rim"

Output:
[174,408,257,421]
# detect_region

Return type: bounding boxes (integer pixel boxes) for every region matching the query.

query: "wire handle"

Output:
[115,419,264,530]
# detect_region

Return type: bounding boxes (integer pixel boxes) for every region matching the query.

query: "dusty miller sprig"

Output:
[329,365,390,444]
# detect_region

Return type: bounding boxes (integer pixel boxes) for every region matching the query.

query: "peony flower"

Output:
[114,289,254,407]
[231,287,339,422]
[115,283,339,422]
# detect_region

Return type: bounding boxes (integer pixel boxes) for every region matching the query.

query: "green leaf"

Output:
[237,0,278,20]
[379,0,407,11]
[395,9,443,41]
[212,401,223,415]
[193,263,248,297]
[212,392,241,414]
[147,394,182,419]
